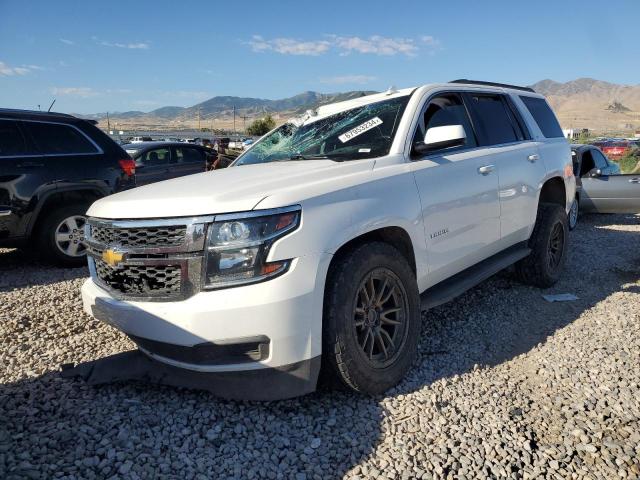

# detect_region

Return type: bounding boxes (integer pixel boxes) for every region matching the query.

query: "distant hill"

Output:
[83,90,376,130]
[530,78,640,132]
[82,79,640,133]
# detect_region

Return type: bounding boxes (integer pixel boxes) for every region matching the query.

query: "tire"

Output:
[515,203,568,288]
[568,198,579,230]
[36,204,90,267]
[322,242,421,395]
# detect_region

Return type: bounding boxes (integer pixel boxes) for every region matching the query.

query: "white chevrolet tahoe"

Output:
[81,80,575,400]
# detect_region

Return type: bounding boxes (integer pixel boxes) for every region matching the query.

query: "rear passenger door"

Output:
[464,92,547,247]
[0,119,44,238]
[135,147,171,185]
[170,146,207,179]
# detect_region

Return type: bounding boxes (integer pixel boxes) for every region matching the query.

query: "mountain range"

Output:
[85,78,640,133]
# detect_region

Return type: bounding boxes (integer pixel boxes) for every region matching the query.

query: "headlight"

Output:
[203,206,301,289]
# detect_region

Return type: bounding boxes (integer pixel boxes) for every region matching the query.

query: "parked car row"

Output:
[0,110,234,266]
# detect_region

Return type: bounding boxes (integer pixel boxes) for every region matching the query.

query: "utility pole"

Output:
[107,112,111,132]
[233,106,236,135]
[240,115,250,133]
[197,107,201,131]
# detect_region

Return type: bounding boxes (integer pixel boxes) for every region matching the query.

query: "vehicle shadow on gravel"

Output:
[391,213,640,397]
[1,214,638,479]
[0,248,87,291]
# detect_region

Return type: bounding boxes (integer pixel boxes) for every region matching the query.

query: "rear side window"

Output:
[24,121,99,154]
[467,94,520,146]
[519,96,564,138]
[174,147,204,163]
[0,120,32,157]
[139,148,171,166]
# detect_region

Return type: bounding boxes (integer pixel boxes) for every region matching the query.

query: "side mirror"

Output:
[589,168,602,177]
[414,125,466,155]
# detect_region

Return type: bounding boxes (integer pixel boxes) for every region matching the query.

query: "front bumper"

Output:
[81,252,332,377]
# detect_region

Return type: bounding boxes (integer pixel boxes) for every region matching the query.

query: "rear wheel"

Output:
[322,242,421,394]
[36,205,89,267]
[515,203,568,288]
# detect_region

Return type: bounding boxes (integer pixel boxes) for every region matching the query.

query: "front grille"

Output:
[90,225,187,248]
[95,259,182,297]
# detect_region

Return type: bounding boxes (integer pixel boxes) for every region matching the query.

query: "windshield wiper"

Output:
[289,153,344,162]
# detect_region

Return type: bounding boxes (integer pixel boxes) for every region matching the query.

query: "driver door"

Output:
[581,149,640,213]
[410,92,500,284]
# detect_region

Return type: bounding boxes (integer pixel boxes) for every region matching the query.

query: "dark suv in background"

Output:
[0,109,135,266]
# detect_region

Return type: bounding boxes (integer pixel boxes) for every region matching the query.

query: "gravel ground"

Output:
[1,213,639,479]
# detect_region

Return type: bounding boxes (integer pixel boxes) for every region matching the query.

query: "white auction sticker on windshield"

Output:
[338,117,383,143]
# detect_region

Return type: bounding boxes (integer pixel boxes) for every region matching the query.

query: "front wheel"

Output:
[322,242,421,394]
[568,198,579,230]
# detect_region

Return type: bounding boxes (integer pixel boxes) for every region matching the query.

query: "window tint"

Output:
[24,122,98,154]
[519,96,564,138]
[580,150,595,176]
[0,120,30,157]
[174,147,204,164]
[592,149,609,169]
[140,148,170,166]
[413,94,477,151]
[467,94,519,146]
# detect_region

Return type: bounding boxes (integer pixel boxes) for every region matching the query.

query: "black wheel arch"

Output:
[26,186,108,236]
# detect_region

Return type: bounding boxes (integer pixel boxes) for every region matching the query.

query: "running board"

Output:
[420,243,531,310]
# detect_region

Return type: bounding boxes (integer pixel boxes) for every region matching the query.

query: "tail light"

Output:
[118,159,136,177]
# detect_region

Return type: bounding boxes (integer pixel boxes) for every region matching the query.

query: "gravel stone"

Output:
[1,214,639,479]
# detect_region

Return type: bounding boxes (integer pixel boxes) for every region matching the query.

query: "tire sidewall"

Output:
[536,206,569,284]
[568,199,579,230]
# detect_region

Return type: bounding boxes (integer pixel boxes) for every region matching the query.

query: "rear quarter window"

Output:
[23,121,99,155]
[519,96,564,138]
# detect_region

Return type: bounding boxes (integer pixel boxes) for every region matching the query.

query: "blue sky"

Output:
[0,0,638,114]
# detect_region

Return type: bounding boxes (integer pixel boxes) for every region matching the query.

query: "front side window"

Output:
[519,96,564,138]
[467,94,520,146]
[412,93,477,152]
[140,148,170,166]
[23,122,98,155]
[235,96,410,166]
[0,120,30,157]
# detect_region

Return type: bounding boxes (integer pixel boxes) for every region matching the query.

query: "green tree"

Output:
[246,115,276,136]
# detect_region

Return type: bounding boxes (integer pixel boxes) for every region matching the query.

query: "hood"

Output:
[87,159,375,219]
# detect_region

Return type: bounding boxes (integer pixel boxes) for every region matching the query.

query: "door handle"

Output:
[527,154,539,163]
[478,165,495,175]
[629,178,640,184]
[0,209,11,217]
[16,162,44,168]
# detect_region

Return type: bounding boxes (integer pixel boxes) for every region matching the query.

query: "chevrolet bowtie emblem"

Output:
[102,249,124,267]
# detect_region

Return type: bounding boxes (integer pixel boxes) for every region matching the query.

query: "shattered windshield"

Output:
[234,95,410,165]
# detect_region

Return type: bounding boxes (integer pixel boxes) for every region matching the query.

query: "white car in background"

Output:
[81,80,574,400]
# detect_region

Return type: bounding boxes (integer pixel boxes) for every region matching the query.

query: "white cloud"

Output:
[331,35,418,56]
[51,87,99,98]
[0,61,42,76]
[60,38,75,45]
[248,35,331,56]
[134,100,161,107]
[95,37,150,50]
[247,34,439,57]
[320,75,377,85]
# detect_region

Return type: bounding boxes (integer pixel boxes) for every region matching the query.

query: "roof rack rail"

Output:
[449,79,535,93]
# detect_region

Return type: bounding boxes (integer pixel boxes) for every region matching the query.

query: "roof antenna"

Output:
[47,99,56,112]
[385,85,397,96]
